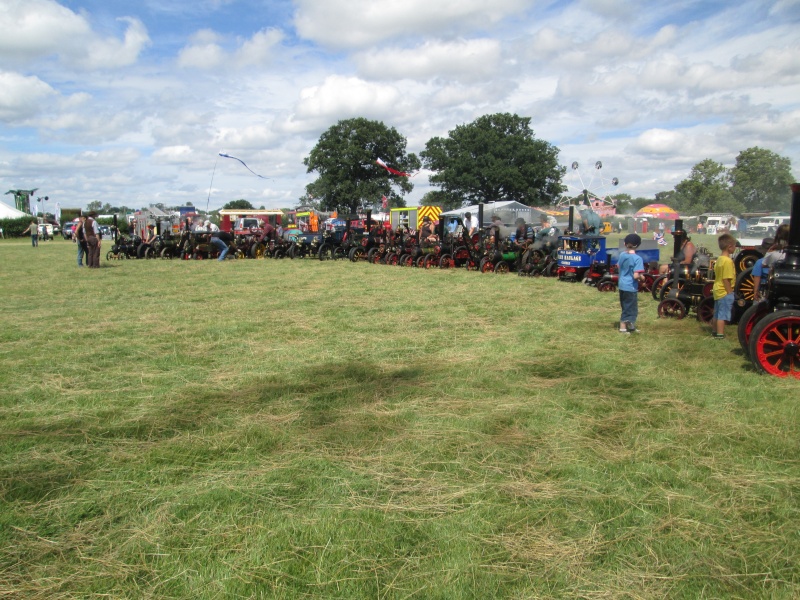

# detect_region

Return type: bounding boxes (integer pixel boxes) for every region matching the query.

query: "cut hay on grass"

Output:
[1,238,798,599]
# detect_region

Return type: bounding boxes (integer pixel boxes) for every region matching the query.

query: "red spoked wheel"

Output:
[658,298,687,319]
[596,280,616,292]
[423,254,437,269]
[638,273,654,293]
[748,310,800,378]
[480,257,495,273]
[439,254,453,269]
[651,274,669,300]
[388,253,400,266]
[659,278,688,302]
[696,296,715,323]
[738,301,771,359]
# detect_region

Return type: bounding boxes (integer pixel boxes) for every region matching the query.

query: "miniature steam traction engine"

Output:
[739,183,800,377]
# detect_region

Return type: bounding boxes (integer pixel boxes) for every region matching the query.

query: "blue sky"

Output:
[1,0,799,211]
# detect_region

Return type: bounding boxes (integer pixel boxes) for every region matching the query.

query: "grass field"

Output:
[1,237,798,599]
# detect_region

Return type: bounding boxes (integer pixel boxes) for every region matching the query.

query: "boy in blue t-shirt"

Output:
[618,234,645,334]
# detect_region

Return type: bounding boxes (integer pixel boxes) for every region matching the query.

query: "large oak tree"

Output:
[420,113,564,208]
[303,118,420,215]
[729,147,794,213]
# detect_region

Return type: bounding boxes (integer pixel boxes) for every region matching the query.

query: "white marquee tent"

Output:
[0,200,29,219]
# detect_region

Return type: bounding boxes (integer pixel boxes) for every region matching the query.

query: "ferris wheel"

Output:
[557,160,619,209]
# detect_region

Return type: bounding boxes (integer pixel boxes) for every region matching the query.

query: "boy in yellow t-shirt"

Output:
[711,233,737,339]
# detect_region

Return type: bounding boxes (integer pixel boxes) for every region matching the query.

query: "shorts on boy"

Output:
[714,293,734,321]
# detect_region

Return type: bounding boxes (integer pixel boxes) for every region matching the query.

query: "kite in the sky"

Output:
[219,152,269,179]
[376,157,411,177]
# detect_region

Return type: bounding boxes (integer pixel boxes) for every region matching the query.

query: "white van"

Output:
[748,215,790,237]
[703,214,736,235]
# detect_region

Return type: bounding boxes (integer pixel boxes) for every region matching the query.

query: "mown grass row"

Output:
[0,238,797,598]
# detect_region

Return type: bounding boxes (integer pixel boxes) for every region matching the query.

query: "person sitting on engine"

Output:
[419,215,438,247]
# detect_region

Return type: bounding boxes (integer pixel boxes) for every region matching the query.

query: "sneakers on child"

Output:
[712,333,725,339]
[625,322,640,333]
[619,328,630,334]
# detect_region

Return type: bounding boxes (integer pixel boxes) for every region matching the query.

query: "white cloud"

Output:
[0,1,148,70]
[236,28,284,67]
[178,30,226,69]
[286,76,406,130]
[178,28,285,70]
[355,39,502,82]
[0,72,56,122]
[629,128,689,156]
[79,18,151,69]
[293,0,531,48]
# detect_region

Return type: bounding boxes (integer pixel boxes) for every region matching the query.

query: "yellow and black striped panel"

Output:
[416,206,442,228]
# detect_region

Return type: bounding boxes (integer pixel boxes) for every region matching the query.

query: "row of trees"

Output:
[657,148,794,215]
[302,114,562,214]
[300,114,794,217]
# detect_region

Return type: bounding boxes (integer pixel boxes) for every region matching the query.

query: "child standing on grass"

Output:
[618,233,645,334]
[711,233,737,339]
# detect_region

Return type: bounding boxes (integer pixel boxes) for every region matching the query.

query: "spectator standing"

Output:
[84,212,101,268]
[711,233,737,339]
[618,234,645,334]
[74,215,87,267]
[22,220,39,247]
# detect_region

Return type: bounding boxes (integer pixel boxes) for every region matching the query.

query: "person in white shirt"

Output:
[463,212,479,237]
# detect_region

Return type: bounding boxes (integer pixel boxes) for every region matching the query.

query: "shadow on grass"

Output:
[0,360,429,503]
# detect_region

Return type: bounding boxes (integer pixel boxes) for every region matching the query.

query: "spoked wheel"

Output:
[696,296,715,323]
[400,254,414,267]
[738,300,771,359]
[415,255,427,268]
[192,252,204,260]
[651,274,669,300]
[659,278,688,302]
[735,267,756,303]
[160,248,173,259]
[251,242,266,259]
[748,310,800,378]
[423,254,437,269]
[464,258,479,271]
[332,247,346,260]
[144,247,157,259]
[349,247,366,262]
[367,248,379,263]
[387,253,400,266]
[735,249,762,274]
[658,298,687,319]
[371,251,384,265]
[318,244,333,261]
[479,257,495,273]
[273,249,286,259]
[105,251,114,261]
[494,261,510,274]
[639,273,655,293]
[439,254,453,269]
[596,280,616,292]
